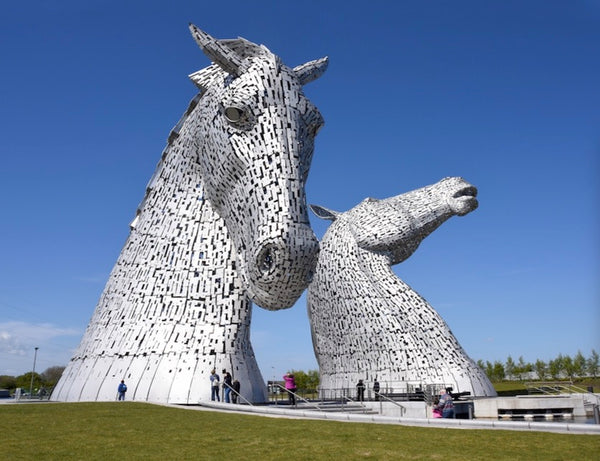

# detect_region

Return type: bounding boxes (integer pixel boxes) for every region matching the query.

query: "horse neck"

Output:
[126,94,238,280]
[314,220,395,297]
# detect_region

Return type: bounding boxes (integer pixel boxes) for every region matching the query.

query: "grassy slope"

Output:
[1,402,598,461]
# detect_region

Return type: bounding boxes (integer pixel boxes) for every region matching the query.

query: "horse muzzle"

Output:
[243,224,319,310]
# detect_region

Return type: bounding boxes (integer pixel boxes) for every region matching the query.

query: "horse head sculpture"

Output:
[308,177,496,396]
[51,26,328,404]
[312,176,478,265]
[187,25,327,310]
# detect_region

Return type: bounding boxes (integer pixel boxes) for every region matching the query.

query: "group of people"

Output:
[116,369,242,403]
[354,379,455,419]
[210,369,241,403]
[355,378,379,402]
[117,372,454,418]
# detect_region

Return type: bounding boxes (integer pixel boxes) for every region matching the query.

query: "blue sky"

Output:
[1,1,598,379]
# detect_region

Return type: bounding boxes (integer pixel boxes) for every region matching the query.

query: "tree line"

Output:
[476,349,599,382]
[0,366,66,393]
[1,350,597,394]
[282,351,600,390]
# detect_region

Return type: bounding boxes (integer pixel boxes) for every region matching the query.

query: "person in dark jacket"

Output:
[222,369,233,403]
[373,379,380,401]
[356,379,365,402]
[231,379,241,403]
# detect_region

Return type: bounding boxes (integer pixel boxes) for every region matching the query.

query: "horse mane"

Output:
[133,37,273,228]
[220,38,269,60]
[130,93,203,229]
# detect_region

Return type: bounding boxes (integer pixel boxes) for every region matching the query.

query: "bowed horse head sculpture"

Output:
[189,24,328,309]
[51,26,328,404]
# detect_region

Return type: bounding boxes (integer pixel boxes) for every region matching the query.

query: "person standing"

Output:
[356,379,365,402]
[222,369,233,403]
[210,369,220,401]
[117,380,127,401]
[283,372,297,405]
[231,379,241,403]
[436,389,454,418]
[373,379,380,401]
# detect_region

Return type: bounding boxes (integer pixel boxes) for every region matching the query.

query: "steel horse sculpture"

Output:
[308,178,497,397]
[52,25,328,404]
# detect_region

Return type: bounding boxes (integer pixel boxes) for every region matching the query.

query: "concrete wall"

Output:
[473,395,587,419]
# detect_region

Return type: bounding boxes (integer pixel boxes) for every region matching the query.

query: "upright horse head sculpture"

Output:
[51,26,327,404]
[187,25,326,309]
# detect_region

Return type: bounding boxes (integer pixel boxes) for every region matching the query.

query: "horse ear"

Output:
[189,24,246,76]
[310,204,338,221]
[293,57,329,85]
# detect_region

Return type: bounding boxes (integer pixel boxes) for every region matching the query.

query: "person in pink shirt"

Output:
[283,372,297,405]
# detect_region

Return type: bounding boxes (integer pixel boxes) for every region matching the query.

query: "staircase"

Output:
[292,399,378,414]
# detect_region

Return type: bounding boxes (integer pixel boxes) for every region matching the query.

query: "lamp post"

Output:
[29,347,38,399]
[271,366,276,403]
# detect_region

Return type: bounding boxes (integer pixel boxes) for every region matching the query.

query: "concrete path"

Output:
[176,401,600,435]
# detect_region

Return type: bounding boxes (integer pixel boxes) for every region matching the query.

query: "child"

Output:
[432,396,442,418]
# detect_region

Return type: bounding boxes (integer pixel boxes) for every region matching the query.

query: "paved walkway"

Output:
[174,401,600,435]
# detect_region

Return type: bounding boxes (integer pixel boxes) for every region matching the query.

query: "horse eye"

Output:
[224,106,244,123]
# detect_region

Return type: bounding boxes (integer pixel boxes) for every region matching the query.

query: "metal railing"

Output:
[223,383,254,406]
[525,381,600,401]
[14,387,53,401]
[373,391,407,416]
[269,385,410,415]
[525,381,576,395]
[317,382,453,400]
[272,384,324,411]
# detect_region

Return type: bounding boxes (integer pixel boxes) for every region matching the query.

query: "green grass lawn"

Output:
[1,402,598,460]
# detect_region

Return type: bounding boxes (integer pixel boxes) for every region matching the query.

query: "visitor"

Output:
[436,389,454,418]
[373,379,380,401]
[210,369,220,401]
[117,380,127,401]
[283,372,297,405]
[231,379,241,403]
[222,369,233,403]
[356,379,365,402]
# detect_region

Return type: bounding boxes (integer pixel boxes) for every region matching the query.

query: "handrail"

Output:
[526,381,588,394]
[273,383,323,411]
[524,381,600,406]
[525,380,574,392]
[318,383,452,402]
[339,394,374,414]
[271,384,376,414]
[374,391,407,416]
[223,383,253,406]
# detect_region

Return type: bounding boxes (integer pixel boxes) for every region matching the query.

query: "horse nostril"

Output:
[453,186,477,198]
[257,246,275,274]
